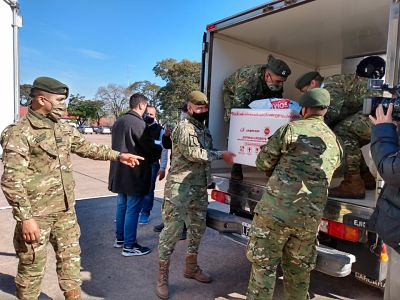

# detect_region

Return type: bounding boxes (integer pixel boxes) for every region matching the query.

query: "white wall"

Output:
[0,1,17,142]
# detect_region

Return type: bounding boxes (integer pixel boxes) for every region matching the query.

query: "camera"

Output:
[362,79,400,121]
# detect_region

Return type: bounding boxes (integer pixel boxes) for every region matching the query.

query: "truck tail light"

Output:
[211,190,230,204]
[380,243,389,262]
[206,24,216,31]
[320,219,359,242]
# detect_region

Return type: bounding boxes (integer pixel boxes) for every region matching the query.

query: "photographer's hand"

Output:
[369,104,394,125]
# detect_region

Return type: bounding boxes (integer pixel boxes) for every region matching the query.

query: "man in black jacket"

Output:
[109,93,162,256]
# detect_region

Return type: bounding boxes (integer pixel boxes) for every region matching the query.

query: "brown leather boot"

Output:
[64,287,82,300]
[156,260,169,299]
[361,169,376,190]
[184,253,212,283]
[329,172,365,199]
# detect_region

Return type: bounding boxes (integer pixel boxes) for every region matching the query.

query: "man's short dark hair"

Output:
[129,93,148,109]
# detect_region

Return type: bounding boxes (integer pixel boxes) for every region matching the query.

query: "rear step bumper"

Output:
[206,208,356,277]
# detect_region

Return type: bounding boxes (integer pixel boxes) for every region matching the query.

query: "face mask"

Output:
[191,111,209,122]
[267,82,282,92]
[144,116,155,124]
[44,98,67,121]
[265,74,283,92]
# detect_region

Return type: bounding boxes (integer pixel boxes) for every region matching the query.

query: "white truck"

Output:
[203,0,400,289]
[0,0,21,148]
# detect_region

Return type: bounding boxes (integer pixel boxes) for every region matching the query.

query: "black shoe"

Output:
[122,243,151,257]
[153,223,164,233]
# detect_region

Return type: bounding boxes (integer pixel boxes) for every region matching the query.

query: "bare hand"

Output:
[22,219,40,243]
[157,170,166,181]
[221,151,236,165]
[369,104,394,125]
[119,153,144,167]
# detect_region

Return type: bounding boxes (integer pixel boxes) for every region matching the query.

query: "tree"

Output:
[95,84,128,119]
[153,59,201,124]
[67,94,105,126]
[127,81,161,108]
[20,84,32,106]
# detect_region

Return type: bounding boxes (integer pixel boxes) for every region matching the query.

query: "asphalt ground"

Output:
[0,134,383,299]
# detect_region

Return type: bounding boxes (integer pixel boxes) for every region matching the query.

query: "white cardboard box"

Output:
[228,109,299,166]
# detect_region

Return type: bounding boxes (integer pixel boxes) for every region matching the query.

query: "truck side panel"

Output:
[0,1,17,142]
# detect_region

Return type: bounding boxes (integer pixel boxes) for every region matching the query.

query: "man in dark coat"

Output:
[369,103,400,299]
[108,93,162,256]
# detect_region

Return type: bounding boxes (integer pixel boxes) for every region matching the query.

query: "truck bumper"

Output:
[206,208,356,278]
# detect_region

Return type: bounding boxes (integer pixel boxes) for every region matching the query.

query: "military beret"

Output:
[188,91,208,105]
[267,58,291,77]
[298,88,330,108]
[30,76,69,98]
[295,71,323,90]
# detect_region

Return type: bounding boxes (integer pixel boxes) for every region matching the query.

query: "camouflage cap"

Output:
[295,71,322,90]
[188,91,208,105]
[30,76,69,98]
[298,88,330,108]
[267,58,291,77]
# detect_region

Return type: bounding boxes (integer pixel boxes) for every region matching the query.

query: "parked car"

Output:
[99,126,111,134]
[93,126,111,134]
[92,126,101,134]
[78,126,94,134]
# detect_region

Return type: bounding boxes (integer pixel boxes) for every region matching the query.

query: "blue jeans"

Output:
[141,162,160,216]
[115,193,144,248]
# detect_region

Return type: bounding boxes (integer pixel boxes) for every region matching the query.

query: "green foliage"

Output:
[127,80,161,108]
[95,84,128,119]
[20,84,32,106]
[67,94,105,126]
[153,58,201,124]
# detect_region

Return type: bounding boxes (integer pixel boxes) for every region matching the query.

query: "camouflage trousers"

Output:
[333,112,372,174]
[158,182,208,261]
[13,210,81,300]
[246,213,317,300]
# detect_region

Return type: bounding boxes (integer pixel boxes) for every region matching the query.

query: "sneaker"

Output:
[122,243,151,257]
[113,240,124,248]
[139,214,150,225]
[153,223,164,232]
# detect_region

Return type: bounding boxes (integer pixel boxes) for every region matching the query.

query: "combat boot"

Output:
[328,172,365,199]
[361,169,376,190]
[156,260,170,299]
[64,287,82,300]
[184,253,212,283]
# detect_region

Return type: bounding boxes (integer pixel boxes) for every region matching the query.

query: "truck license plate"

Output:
[241,222,251,238]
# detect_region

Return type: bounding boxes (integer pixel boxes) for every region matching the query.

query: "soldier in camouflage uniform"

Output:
[155,91,235,299]
[295,56,385,199]
[1,77,143,300]
[246,88,342,300]
[223,56,292,180]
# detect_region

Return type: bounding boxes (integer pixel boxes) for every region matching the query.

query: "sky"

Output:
[19,0,268,99]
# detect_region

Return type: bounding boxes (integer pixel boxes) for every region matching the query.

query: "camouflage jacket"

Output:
[1,109,120,221]
[223,64,283,121]
[166,115,223,186]
[324,74,380,126]
[255,116,343,230]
